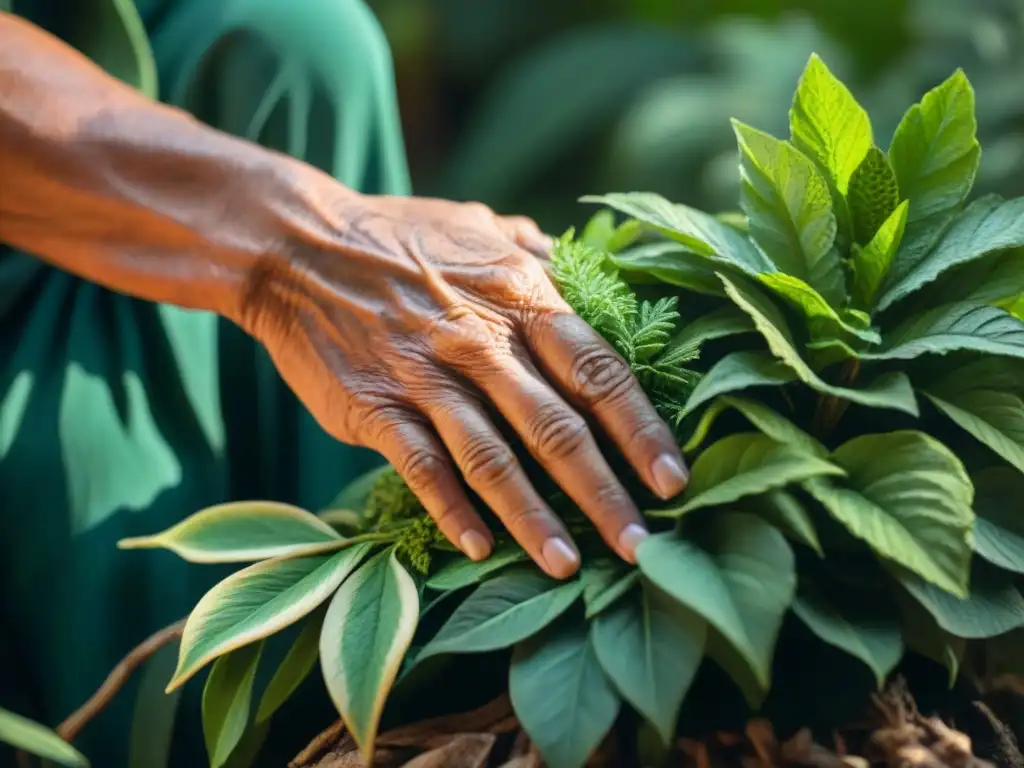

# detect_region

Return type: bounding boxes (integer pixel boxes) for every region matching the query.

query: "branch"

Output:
[56,618,187,743]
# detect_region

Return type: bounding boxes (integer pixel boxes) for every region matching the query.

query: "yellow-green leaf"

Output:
[848,146,900,245]
[757,272,880,343]
[118,501,343,563]
[0,708,89,768]
[851,200,909,309]
[168,543,372,690]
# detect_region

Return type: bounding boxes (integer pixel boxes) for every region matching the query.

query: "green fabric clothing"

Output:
[0,0,410,765]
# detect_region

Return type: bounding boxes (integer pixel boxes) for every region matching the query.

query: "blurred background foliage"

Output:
[368,0,1024,232]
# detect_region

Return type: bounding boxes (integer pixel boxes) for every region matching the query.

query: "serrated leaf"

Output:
[425,542,528,592]
[255,613,323,724]
[592,580,706,744]
[758,273,880,343]
[580,559,639,619]
[654,433,844,517]
[918,248,1024,308]
[416,570,582,662]
[637,513,797,699]
[320,550,419,762]
[732,120,843,305]
[876,303,1024,361]
[664,306,753,355]
[510,618,621,768]
[719,274,919,415]
[0,708,89,767]
[849,146,900,244]
[793,576,903,688]
[852,200,909,309]
[804,431,974,597]
[742,490,823,556]
[118,501,343,563]
[879,196,1024,311]
[894,564,1024,639]
[925,390,1024,475]
[682,351,798,419]
[888,69,980,226]
[169,543,372,690]
[583,192,774,274]
[202,643,262,768]
[971,467,1024,575]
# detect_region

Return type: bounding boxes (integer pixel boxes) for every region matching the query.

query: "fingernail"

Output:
[460,530,492,562]
[651,453,689,499]
[617,523,649,563]
[541,537,580,578]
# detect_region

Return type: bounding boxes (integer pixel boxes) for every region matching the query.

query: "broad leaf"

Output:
[879,196,1024,312]
[637,513,796,697]
[919,248,1024,308]
[583,192,774,274]
[0,708,89,767]
[592,580,706,744]
[851,201,909,309]
[425,542,528,592]
[732,120,843,305]
[320,550,419,761]
[719,274,920,415]
[757,273,880,343]
[888,69,980,225]
[168,544,372,689]
[873,303,1024,361]
[742,490,823,556]
[793,576,903,687]
[416,570,582,662]
[971,468,1024,575]
[118,501,342,563]
[580,559,639,619]
[664,306,753,354]
[611,242,728,296]
[684,395,826,458]
[510,618,620,768]
[255,613,323,724]
[654,433,843,517]
[894,588,965,686]
[202,643,262,768]
[848,146,900,244]
[804,431,974,597]
[925,390,1024,475]
[681,351,797,419]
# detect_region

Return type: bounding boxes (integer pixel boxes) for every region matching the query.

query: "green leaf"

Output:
[118,501,343,563]
[970,468,1024,575]
[793,576,903,688]
[789,54,872,197]
[888,69,980,226]
[0,708,89,767]
[895,564,1024,640]
[611,243,727,296]
[663,306,753,354]
[894,588,964,686]
[655,433,844,517]
[510,618,621,768]
[202,643,262,768]
[582,192,774,274]
[851,200,909,309]
[732,120,843,306]
[580,559,639,619]
[416,569,582,662]
[684,396,826,458]
[875,303,1024,361]
[919,248,1024,308]
[320,550,419,762]
[804,431,975,597]
[681,352,797,419]
[255,613,323,724]
[879,197,1024,311]
[128,641,181,768]
[742,490,823,556]
[581,209,617,251]
[425,542,528,592]
[757,273,880,343]
[719,274,920,415]
[169,543,372,690]
[925,389,1024,476]
[592,580,706,744]
[637,513,797,698]
[848,146,900,244]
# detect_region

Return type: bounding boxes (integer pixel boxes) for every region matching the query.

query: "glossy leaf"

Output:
[320,550,419,761]
[876,303,1024,361]
[895,588,965,686]
[0,708,89,767]
[202,643,262,768]
[255,613,323,724]
[970,468,1024,575]
[681,351,797,419]
[804,431,974,597]
[592,580,706,744]
[664,306,753,354]
[118,501,343,563]
[425,541,528,592]
[510,618,620,768]
[848,146,900,245]
[757,273,880,343]
[580,559,639,619]
[611,242,729,296]
[851,200,909,309]
[169,543,372,690]
[742,490,823,556]
[925,389,1024,475]
[684,395,826,458]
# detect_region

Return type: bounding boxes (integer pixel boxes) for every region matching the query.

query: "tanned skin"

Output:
[0,12,689,578]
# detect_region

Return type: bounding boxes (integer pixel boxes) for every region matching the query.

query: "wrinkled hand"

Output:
[242,195,689,578]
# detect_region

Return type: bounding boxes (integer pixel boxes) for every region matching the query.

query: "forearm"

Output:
[0,12,355,320]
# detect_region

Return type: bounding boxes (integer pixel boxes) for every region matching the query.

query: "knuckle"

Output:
[503,506,550,534]
[462,201,495,220]
[527,402,589,461]
[570,347,635,405]
[399,448,448,492]
[460,435,519,489]
[430,502,464,531]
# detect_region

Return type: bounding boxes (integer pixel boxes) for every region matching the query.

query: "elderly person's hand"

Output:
[0,12,688,579]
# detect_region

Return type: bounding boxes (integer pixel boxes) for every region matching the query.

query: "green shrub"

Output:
[121,53,1024,768]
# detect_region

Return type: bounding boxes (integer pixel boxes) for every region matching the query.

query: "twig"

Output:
[56,618,186,743]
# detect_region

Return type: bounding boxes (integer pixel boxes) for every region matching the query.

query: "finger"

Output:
[526,311,689,501]
[373,417,494,562]
[498,214,553,259]
[422,393,581,579]
[463,352,649,564]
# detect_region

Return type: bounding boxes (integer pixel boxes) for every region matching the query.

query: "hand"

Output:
[240,195,690,578]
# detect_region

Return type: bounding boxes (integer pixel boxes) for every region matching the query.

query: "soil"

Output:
[289,677,1024,768]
